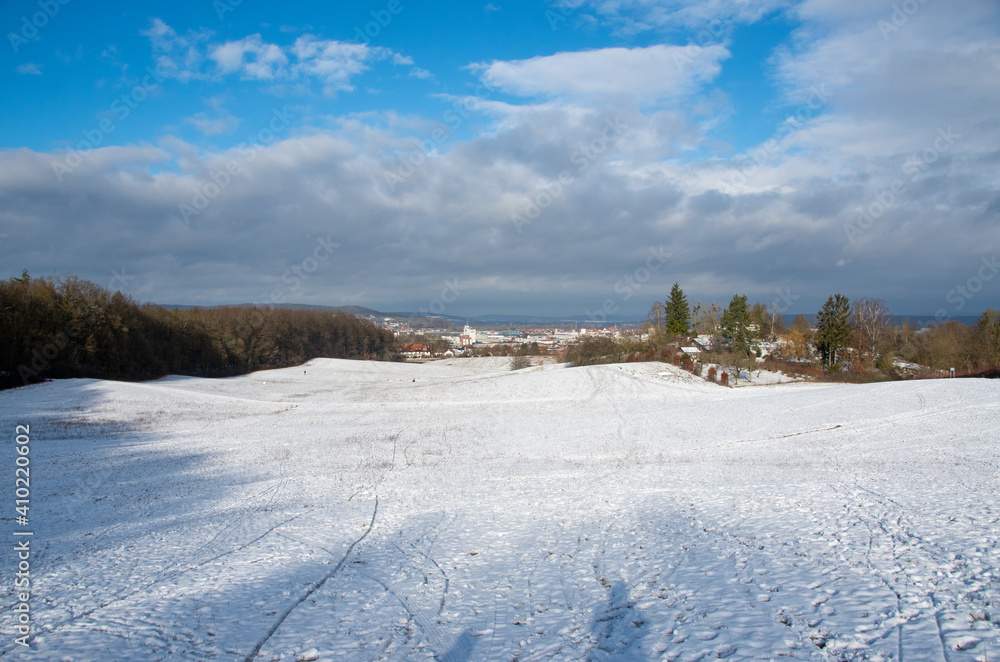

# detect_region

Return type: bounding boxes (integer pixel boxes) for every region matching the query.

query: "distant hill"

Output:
[159,304,985,329]
[385,312,648,325]
[163,302,383,316]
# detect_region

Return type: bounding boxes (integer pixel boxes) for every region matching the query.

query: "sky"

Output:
[1,0,999,319]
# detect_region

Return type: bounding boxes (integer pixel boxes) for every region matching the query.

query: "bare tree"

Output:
[509,355,531,371]
[691,300,722,348]
[851,298,892,367]
[647,301,665,331]
[770,302,786,339]
[646,301,666,345]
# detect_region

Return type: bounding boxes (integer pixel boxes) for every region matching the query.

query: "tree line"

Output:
[0,272,398,389]
[633,283,1000,378]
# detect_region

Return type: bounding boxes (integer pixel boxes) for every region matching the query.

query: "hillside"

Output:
[1,359,998,660]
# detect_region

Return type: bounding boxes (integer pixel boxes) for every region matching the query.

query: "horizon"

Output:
[2,1,998,319]
[143,297,996,326]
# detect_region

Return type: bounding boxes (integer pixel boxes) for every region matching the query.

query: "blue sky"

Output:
[2,0,999,319]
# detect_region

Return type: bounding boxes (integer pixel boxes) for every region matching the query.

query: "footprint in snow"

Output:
[715,643,738,658]
[953,636,980,651]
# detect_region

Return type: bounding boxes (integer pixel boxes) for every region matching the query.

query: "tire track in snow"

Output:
[843,484,998,660]
[243,495,379,662]
[687,424,843,454]
[0,512,303,656]
[309,510,453,660]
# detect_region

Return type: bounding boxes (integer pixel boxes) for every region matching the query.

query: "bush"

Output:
[707,366,717,382]
[509,355,531,371]
[693,362,702,376]
[563,336,627,366]
[720,371,730,386]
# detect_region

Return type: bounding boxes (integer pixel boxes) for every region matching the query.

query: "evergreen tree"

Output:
[815,294,852,369]
[664,283,691,337]
[719,294,756,355]
[749,302,770,339]
[719,294,759,384]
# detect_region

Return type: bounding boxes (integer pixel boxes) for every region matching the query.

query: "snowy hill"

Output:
[1,359,998,660]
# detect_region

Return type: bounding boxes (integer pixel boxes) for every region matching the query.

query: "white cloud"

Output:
[6,91,995,316]
[16,63,42,75]
[473,44,729,104]
[143,21,394,94]
[766,0,1000,167]
[210,34,289,80]
[291,36,386,92]
[183,97,240,136]
[141,18,212,82]
[576,0,794,36]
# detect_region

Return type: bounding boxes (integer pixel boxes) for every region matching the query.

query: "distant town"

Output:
[355,312,647,359]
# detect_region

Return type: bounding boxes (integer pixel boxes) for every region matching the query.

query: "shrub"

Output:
[509,355,531,371]
[693,362,702,376]
[720,371,730,386]
[707,366,717,382]
[563,336,627,366]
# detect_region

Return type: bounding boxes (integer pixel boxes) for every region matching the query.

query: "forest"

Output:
[0,272,397,389]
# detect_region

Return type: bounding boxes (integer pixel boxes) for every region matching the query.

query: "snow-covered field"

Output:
[1,358,998,661]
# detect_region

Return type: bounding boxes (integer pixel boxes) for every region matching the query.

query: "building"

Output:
[401,343,431,358]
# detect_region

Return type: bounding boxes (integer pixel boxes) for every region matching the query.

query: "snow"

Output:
[1,358,998,661]
[699,363,801,387]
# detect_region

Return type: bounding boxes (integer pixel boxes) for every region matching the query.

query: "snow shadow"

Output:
[439,628,480,662]
[0,379,285,578]
[587,579,648,659]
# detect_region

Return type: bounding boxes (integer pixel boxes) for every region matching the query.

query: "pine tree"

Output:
[719,294,756,354]
[815,294,852,369]
[719,294,759,384]
[664,283,691,337]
